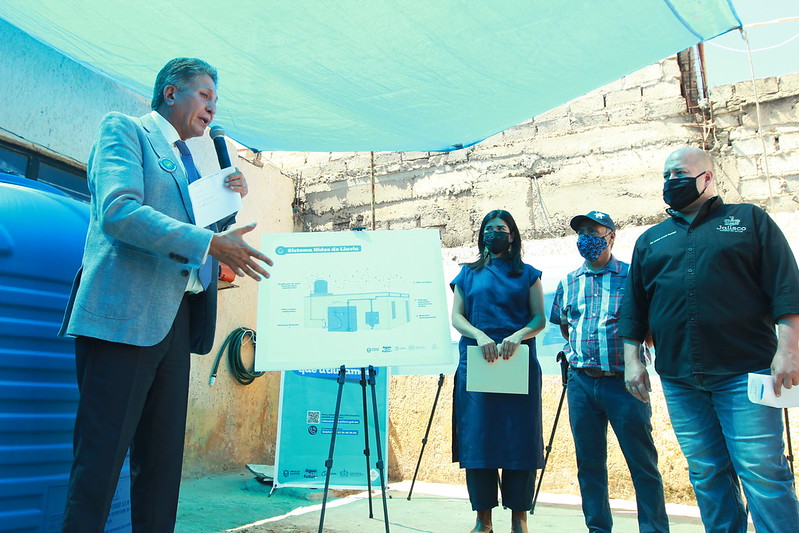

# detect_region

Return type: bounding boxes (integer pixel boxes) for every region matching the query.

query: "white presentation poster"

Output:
[255,229,453,371]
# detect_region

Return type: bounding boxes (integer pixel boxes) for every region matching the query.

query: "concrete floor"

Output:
[174,472,735,533]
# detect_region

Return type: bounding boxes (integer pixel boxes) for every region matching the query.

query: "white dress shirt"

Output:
[149,111,209,293]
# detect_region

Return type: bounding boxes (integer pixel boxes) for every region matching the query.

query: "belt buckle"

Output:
[581,366,618,378]
[581,367,603,378]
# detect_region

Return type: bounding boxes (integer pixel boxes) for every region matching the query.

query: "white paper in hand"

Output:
[747,373,799,408]
[188,167,242,228]
[466,344,529,394]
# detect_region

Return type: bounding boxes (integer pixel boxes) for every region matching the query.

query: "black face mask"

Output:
[484,231,510,254]
[662,171,707,211]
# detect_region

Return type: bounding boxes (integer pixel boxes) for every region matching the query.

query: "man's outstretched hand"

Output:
[209,222,273,280]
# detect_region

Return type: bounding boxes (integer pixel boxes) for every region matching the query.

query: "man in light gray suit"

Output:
[59,57,272,532]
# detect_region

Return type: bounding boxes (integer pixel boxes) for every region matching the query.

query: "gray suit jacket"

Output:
[60,112,222,354]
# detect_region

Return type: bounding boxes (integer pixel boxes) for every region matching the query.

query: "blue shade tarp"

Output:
[0,1,740,152]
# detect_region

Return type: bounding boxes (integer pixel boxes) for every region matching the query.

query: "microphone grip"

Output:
[212,136,232,169]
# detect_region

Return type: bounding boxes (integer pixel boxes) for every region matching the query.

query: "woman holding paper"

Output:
[451,209,547,533]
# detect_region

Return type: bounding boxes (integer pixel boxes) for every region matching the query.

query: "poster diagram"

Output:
[256,229,454,371]
[304,280,410,332]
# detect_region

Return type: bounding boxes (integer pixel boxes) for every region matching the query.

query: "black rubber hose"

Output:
[209,327,264,385]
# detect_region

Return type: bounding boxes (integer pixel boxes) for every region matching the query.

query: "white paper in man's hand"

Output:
[466,344,529,394]
[747,373,799,408]
[188,167,242,228]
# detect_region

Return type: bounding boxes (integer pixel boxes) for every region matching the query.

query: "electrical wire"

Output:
[707,30,799,53]
[739,27,776,212]
[532,175,558,238]
[209,327,264,386]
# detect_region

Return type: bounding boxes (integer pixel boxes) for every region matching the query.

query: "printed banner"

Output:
[274,367,389,490]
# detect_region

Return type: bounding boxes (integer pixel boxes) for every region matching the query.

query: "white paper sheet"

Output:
[747,373,799,408]
[188,167,242,228]
[466,344,529,394]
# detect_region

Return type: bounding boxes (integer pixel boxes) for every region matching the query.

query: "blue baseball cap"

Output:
[569,210,616,232]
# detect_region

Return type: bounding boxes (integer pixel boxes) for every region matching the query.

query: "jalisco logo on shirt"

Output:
[717,215,747,233]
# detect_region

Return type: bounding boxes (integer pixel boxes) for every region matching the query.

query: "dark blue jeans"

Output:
[661,373,799,533]
[568,369,669,533]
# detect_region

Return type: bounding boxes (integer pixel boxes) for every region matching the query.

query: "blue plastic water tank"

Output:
[0,175,131,533]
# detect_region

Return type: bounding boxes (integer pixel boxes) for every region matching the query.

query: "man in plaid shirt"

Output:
[550,211,668,533]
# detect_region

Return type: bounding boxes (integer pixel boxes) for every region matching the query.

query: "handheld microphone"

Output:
[209,126,232,169]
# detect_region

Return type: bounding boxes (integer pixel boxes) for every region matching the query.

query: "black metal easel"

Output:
[407,373,445,500]
[531,351,569,514]
[368,365,391,531]
[360,368,374,517]
[318,365,390,533]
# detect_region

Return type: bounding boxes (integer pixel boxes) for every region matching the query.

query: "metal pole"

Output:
[318,366,347,533]
[408,373,445,500]
[785,408,795,480]
[531,352,568,514]
[368,366,391,532]
[370,152,376,230]
[361,367,374,517]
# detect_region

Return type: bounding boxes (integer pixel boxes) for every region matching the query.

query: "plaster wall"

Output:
[183,155,295,477]
[0,20,296,478]
[0,18,150,166]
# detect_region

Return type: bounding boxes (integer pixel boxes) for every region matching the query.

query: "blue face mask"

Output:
[576,234,608,262]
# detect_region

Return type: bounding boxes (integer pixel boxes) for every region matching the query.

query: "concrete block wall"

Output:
[712,74,799,212]
[266,58,799,248]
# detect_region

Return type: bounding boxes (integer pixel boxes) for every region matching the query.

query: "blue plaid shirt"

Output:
[550,257,645,371]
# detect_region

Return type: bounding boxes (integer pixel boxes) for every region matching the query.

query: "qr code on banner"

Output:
[307,410,321,424]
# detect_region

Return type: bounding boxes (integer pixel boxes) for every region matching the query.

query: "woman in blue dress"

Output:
[451,209,546,533]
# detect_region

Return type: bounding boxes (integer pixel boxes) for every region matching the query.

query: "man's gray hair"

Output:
[151,58,218,110]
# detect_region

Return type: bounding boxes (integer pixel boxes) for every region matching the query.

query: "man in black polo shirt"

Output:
[620,147,799,532]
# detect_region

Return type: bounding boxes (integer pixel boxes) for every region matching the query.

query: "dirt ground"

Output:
[386,373,799,506]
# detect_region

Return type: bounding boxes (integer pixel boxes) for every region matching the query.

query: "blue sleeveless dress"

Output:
[451,258,544,470]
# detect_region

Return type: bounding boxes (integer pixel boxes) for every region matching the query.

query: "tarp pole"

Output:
[371,152,376,230]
